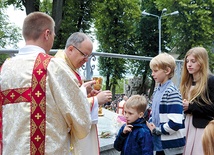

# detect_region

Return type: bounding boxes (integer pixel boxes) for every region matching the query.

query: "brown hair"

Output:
[180,47,211,105]
[22,12,55,41]
[125,95,147,114]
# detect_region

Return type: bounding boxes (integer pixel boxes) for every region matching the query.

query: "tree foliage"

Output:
[129,0,162,97]
[154,0,214,58]
[93,0,141,98]
[1,0,214,97]
[3,0,40,13]
[0,2,21,49]
[2,0,94,49]
[53,0,94,49]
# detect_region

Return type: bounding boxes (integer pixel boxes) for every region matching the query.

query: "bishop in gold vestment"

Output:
[54,32,112,155]
[55,50,100,155]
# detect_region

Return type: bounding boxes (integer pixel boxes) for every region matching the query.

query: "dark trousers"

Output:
[156,151,165,155]
[156,151,182,155]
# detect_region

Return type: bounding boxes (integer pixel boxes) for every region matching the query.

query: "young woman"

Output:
[180,47,214,155]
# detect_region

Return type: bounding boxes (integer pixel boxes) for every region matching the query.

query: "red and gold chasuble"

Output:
[0,53,52,155]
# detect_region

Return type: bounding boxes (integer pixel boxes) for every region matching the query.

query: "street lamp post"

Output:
[142,8,179,54]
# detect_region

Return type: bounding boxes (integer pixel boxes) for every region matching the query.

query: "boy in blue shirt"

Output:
[114,95,153,155]
[147,53,185,155]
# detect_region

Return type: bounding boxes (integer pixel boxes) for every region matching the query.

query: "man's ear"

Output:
[68,45,74,51]
[44,29,50,40]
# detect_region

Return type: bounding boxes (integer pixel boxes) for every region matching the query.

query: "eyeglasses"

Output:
[72,45,91,58]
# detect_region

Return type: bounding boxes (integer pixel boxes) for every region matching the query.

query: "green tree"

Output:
[131,0,214,97]
[0,2,22,65]
[53,0,94,49]
[93,0,141,98]
[2,0,213,96]
[3,0,94,48]
[154,0,214,58]
[128,0,163,97]
[0,3,21,49]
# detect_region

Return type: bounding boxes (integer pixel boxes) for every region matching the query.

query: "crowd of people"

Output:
[104,94,151,115]
[0,11,214,155]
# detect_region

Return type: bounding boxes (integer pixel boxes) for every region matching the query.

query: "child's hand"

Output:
[183,99,189,112]
[123,125,133,134]
[146,121,156,132]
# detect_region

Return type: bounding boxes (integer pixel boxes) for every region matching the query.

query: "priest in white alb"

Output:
[0,12,92,155]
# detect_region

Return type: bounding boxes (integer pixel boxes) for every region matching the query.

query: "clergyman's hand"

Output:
[96,90,112,105]
[82,80,96,95]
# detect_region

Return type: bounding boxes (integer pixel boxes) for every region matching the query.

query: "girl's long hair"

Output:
[180,47,211,105]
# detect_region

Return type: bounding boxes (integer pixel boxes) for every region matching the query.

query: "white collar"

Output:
[17,45,46,55]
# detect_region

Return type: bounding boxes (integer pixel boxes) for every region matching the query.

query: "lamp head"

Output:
[142,10,150,16]
[170,11,179,15]
[162,8,167,14]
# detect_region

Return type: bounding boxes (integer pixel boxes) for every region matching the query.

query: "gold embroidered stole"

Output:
[0,53,52,155]
[55,50,96,111]
[64,52,83,85]
[55,50,82,86]
[55,50,99,155]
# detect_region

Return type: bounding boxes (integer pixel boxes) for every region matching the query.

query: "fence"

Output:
[0,49,183,87]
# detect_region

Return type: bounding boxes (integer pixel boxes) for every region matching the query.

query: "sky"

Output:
[6,6,99,49]
[6,5,26,47]
[7,6,26,28]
